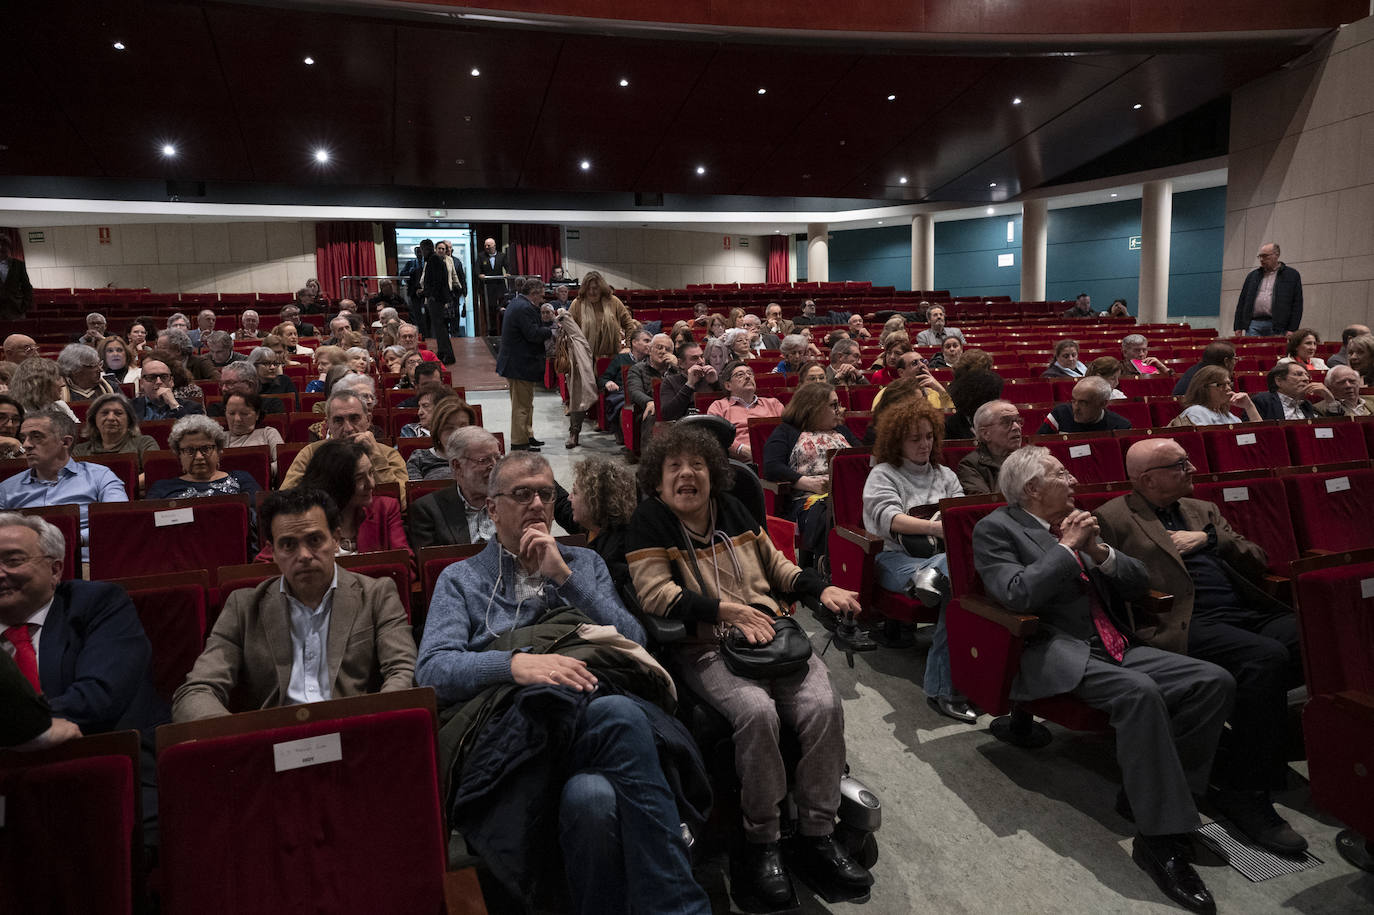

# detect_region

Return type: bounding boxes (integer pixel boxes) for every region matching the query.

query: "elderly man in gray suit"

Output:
[972,446,1234,915]
[406,427,502,550]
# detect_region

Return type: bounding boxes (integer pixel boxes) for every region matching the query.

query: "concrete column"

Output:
[910,214,934,291]
[1020,198,1047,302]
[1138,179,1173,323]
[806,223,829,283]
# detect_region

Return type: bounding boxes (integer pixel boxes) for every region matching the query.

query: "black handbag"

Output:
[721,615,813,680]
[898,503,942,559]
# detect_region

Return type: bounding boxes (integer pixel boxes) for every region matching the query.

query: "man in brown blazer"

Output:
[1095,437,1306,856]
[172,488,416,721]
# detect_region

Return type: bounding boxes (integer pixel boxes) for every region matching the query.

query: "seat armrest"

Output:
[1331,690,1374,724]
[960,595,1040,639]
[761,479,793,498]
[836,525,885,555]
[1139,590,1174,614]
[640,614,687,644]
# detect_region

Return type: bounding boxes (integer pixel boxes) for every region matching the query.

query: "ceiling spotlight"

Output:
[161,144,176,157]
[877,220,883,225]
[757,88,767,95]
[113,41,126,51]
[579,160,591,171]
[314,149,330,163]
[989,182,997,187]
[1110,193,1118,198]
[986,207,995,215]
[470,67,481,77]
[619,78,629,87]
[303,56,315,65]
[886,94,896,101]
[1133,103,1142,110]
[898,176,908,185]
[695,165,706,175]
[1012,96,1022,105]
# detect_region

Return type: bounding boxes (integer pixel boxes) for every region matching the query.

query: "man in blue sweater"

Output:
[416,452,708,915]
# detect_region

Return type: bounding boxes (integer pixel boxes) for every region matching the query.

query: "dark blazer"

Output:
[407,486,480,550]
[0,256,34,319]
[131,395,205,420]
[1037,402,1132,435]
[1,649,53,747]
[1250,391,1316,422]
[496,294,553,383]
[1094,493,1288,654]
[423,253,453,307]
[1233,263,1303,333]
[172,567,415,721]
[972,505,1150,700]
[478,250,511,279]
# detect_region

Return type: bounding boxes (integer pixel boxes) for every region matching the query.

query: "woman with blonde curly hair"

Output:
[863,395,973,723]
[569,456,639,584]
[11,358,78,422]
[568,270,638,362]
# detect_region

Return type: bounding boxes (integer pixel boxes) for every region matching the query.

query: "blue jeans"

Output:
[604,391,626,429]
[1246,318,1274,337]
[558,695,709,915]
[874,550,959,701]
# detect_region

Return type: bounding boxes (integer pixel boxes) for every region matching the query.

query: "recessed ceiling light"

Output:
[113,41,126,51]
[1110,193,1118,198]
[898,177,908,185]
[455,158,465,165]
[579,160,591,171]
[314,149,330,163]
[757,88,767,95]
[470,67,481,77]
[619,78,629,87]
[1133,103,1142,110]
[1012,97,1022,105]
[886,94,896,101]
[695,165,706,175]
[161,144,176,157]
[989,182,997,187]
[303,56,315,65]
[986,207,995,215]
[877,220,883,225]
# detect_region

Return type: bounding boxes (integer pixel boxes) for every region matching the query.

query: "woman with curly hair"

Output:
[569,456,639,585]
[1276,327,1328,372]
[625,423,871,908]
[569,270,638,363]
[71,392,159,471]
[862,395,972,723]
[762,381,860,555]
[10,357,78,422]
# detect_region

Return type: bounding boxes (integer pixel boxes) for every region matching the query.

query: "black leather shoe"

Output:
[1132,834,1215,914]
[527,437,545,447]
[833,617,878,653]
[1207,788,1308,856]
[907,568,950,607]
[785,833,873,893]
[510,443,541,452]
[733,840,793,911]
[926,696,978,725]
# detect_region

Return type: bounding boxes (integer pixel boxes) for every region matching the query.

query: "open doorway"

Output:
[395,226,476,338]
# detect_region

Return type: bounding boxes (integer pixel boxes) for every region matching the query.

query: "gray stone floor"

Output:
[467,387,1373,914]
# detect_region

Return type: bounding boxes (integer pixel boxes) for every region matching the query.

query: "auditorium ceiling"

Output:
[2,1,1361,207]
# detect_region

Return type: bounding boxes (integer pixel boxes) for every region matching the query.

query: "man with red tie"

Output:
[973,447,1234,915]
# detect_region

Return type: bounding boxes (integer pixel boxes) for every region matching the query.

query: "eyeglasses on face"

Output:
[1142,458,1192,474]
[143,372,173,382]
[177,444,217,457]
[0,552,46,572]
[494,486,555,505]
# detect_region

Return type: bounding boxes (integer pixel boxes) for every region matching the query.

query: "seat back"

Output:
[15,504,82,579]
[940,495,1007,598]
[0,731,142,915]
[1031,435,1125,485]
[1190,476,1299,574]
[109,570,210,704]
[218,445,273,491]
[1201,424,1289,473]
[1283,421,1370,466]
[156,690,446,915]
[88,494,251,581]
[829,450,871,532]
[1114,428,1209,472]
[1280,467,1374,553]
[77,452,139,500]
[337,550,414,623]
[419,543,484,608]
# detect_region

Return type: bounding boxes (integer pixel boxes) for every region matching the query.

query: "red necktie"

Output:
[4,625,41,693]
[1049,526,1128,662]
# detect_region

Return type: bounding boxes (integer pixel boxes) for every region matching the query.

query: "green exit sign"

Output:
[1129,236,1142,250]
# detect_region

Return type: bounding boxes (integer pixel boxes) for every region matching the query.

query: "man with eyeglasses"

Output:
[1250,361,1326,421]
[975,446,1234,914]
[1038,376,1132,434]
[3,333,39,364]
[871,350,951,411]
[1096,437,1306,857]
[280,390,408,497]
[279,304,317,338]
[627,333,678,444]
[417,452,710,915]
[131,359,204,421]
[0,410,128,564]
[407,427,502,550]
[0,512,167,830]
[958,400,1025,495]
[706,361,784,462]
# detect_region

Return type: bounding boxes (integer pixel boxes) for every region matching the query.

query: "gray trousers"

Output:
[677,645,844,842]
[1072,645,1235,836]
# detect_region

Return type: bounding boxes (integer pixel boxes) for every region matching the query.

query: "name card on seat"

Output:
[273,732,343,773]
[1235,433,1257,445]
[1222,487,1250,502]
[1315,427,1334,439]
[154,507,194,527]
[1325,476,1351,494]
[1362,578,1374,600]
[1069,444,1091,458]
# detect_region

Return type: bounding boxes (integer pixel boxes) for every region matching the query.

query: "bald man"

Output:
[4,334,38,364]
[627,333,678,441]
[1095,438,1306,856]
[476,237,511,333]
[1327,323,1371,368]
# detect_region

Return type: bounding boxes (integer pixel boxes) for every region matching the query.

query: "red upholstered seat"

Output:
[0,731,141,915]
[1200,424,1289,473]
[1283,421,1370,466]
[156,691,448,915]
[419,543,485,608]
[1031,435,1126,485]
[77,452,139,500]
[88,494,252,581]
[1106,400,1151,428]
[1191,475,1300,576]
[1115,428,1209,473]
[109,570,210,704]
[1281,467,1374,553]
[15,503,82,579]
[337,549,414,623]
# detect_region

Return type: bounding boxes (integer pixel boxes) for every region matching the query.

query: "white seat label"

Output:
[1361,578,1374,600]
[1315,427,1334,439]
[1325,476,1351,494]
[273,732,343,773]
[154,507,194,527]
[1235,433,1257,445]
[1069,444,1091,458]
[1222,487,1250,502]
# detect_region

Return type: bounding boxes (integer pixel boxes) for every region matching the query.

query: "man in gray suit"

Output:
[973,446,1234,915]
[172,488,416,720]
[406,427,502,550]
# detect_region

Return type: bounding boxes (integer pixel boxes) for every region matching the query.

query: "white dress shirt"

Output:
[282,567,339,705]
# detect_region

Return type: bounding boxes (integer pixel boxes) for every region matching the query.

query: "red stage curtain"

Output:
[767,235,789,283]
[0,228,25,259]
[314,222,378,300]
[509,224,561,281]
